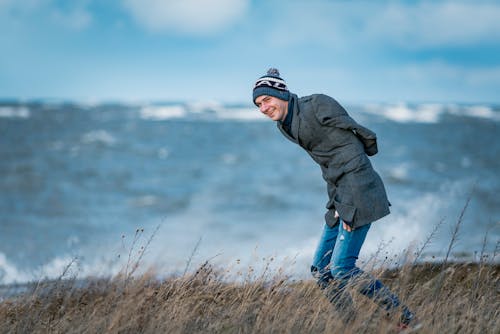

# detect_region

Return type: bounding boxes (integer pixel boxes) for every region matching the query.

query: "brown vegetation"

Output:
[1,200,498,333]
[0,260,498,334]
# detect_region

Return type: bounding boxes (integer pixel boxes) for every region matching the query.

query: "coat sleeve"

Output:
[313,94,378,156]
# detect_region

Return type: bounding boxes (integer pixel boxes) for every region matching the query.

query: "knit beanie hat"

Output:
[252,68,290,105]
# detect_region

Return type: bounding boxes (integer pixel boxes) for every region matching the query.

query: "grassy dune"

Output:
[0,260,498,334]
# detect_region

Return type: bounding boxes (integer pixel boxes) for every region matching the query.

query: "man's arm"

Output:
[313,94,378,156]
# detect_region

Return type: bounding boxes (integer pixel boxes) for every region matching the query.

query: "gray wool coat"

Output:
[277,93,390,229]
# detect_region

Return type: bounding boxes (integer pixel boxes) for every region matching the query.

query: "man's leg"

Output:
[329,220,370,281]
[311,222,339,288]
[329,221,415,324]
[311,221,358,323]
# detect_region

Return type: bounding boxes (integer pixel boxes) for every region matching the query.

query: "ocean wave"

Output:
[138,103,265,121]
[448,104,500,121]
[139,102,499,123]
[361,103,499,123]
[0,106,30,119]
[387,163,411,182]
[183,101,265,120]
[0,252,125,286]
[362,103,442,123]
[0,252,31,284]
[139,105,186,120]
[214,107,266,121]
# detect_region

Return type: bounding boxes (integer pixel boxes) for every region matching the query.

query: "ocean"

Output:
[0,100,499,284]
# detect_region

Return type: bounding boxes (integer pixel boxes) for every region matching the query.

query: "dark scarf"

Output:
[281,98,294,136]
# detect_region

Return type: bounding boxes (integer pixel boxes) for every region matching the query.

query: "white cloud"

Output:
[260,1,500,50]
[365,1,500,48]
[123,0,249,35]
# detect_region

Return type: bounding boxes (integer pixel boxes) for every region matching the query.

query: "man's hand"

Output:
[335,210,353,232]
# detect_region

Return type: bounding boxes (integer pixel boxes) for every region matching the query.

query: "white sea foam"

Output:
[363,103,442,123]
[214,107,266,121]
[359,192,446,263]
[0,252,31,284]
[139,105,186,120]
[139,102,265,121]
[138,101,498,123]
[448,104,500,121]
[388,163,410,181]
[0,106,30,119]
[363,103,499,123]
[81,130,117,146]
[34,255,128,284]
[0,252,126,286]
[276,193,442,274]
[414,104,444,123]
[362,179,486,266]
[185,100,222,113]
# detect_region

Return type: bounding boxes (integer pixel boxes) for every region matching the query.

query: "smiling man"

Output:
[253,68,420,330]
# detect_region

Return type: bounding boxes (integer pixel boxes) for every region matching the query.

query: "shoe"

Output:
[396,318,423,333]
[397,309,422,333]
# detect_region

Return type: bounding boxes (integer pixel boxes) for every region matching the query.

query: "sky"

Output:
[1,0,499,104]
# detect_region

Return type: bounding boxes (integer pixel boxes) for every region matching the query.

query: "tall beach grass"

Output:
[1,203,498,333]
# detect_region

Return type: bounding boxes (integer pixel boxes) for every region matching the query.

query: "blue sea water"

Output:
[0,101,499,284]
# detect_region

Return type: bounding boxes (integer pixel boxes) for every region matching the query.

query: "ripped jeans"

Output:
[311,220,414,323]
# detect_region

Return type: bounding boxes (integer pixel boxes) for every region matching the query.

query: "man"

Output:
[252,68,420,330]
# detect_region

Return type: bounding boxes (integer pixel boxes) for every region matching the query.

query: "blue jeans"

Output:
[311,220,413,322]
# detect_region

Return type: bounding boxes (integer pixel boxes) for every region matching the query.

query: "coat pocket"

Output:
[324,210,340,228]
[333,197,356,224]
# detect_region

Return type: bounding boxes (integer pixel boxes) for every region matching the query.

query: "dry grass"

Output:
[0,260,498,334]
[1,198,498,333]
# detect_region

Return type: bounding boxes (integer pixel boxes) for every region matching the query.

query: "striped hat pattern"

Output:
[252,68,290,105]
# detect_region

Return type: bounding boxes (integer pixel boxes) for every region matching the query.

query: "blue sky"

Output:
[1,0,499,104]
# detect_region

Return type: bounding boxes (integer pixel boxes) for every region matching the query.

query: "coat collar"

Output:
[277,94,300,144]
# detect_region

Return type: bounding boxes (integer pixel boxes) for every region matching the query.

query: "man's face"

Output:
[255,95,288,121]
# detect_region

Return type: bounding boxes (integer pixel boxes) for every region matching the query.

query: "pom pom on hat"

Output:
[266,68,281,76]
[253,68,290,105]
